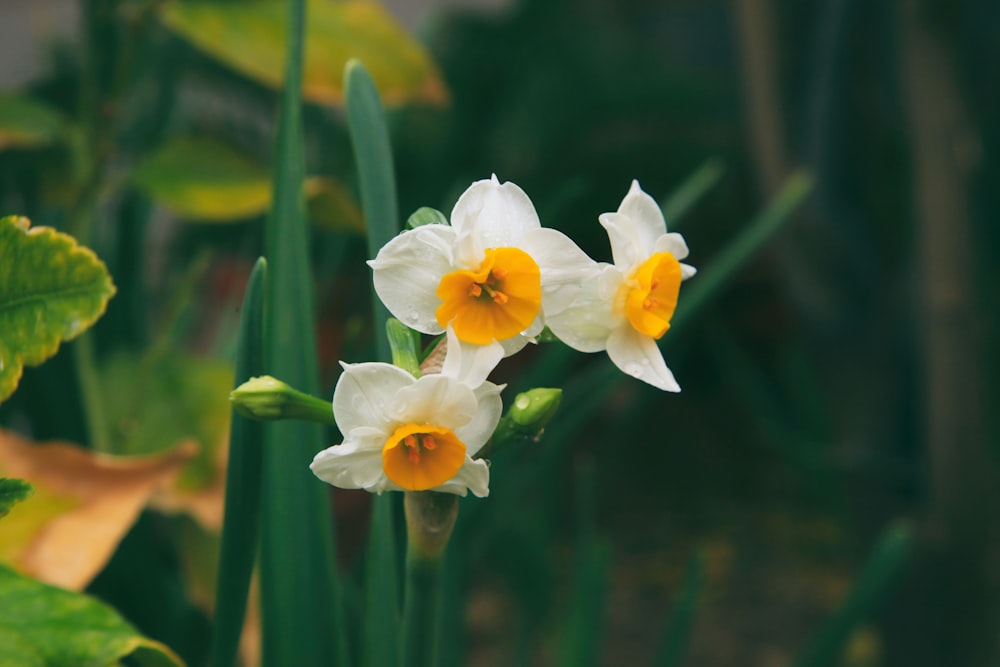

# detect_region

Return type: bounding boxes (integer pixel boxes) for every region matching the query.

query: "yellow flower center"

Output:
[382,423,467,491]
[435,247,542,345]
[621,251,682,339]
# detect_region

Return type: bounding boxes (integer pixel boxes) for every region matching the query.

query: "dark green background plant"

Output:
[0,0,997,665]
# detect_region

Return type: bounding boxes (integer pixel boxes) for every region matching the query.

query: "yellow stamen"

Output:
[435,247,542,345]
[621,251,682,339]
[383,423,467,491]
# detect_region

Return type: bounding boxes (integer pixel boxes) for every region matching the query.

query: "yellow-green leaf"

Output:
[132,139,365,232]
[0,216,116,403]
[0,563,185,667]
[0,94,65,150]
[159,0,448,107]
[131,139,273,221]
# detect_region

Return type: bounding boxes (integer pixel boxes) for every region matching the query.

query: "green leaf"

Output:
[0,563,184,667]
[0,215,116,403]
[259,0,349,663]
[132,139,364,231]
[0,478,32,519]
[132,139,274,221]
[160,0,448,107]
[346,59,400,364]
[794,521,914,667]
[101,351,234,492]
[209,258,266,667]
[407,206,448,229]
[0,94,65,150]
[660,158,726,230]
[654,550,706,667]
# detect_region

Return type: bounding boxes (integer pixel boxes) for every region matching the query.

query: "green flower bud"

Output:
[509,387,562,428]
[230,375,336,425]
[477,387,562,459]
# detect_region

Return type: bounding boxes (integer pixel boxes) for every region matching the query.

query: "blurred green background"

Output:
[0,0,997,665]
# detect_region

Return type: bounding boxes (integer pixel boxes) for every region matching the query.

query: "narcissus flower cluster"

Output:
[312,176,694,497]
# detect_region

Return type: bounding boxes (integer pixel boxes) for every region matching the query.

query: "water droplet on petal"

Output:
[407,311,420,324]
[625,362,643,377]
[351,395,365,410]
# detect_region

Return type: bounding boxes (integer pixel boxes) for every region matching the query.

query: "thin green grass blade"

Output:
[345,60,402,667]
[671,170,813,330]
[346,58,399,365]
[209,258,266,667]
[660,158,726,230]
[793,522,914,667]
[557,458,611,667]
[259,0,347,664]
[654,549,706,667]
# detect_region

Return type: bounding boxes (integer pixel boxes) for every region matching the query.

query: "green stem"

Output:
[73,332,112,452]
[401,492,458,667]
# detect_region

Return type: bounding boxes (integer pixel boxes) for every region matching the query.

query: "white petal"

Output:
[600,180,666,270]
[390,375,478,431]
[606,325,681,392]
[441,326,504,387]
[544,265,623,353]
[434,457,490,497]
[520,227,602,316]
[457,381,504,456]
[653,232,690,261]
[497,335,532,358]
[332,362,415,436]
[681,263,697,280]
[310,426,386,490]
[450,176,540,251]
[369,225,456,334]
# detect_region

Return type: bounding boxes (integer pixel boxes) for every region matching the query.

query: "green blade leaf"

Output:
[660,158,726,230]
[259,0,348,663]
[654,550,706,667]
[0,215,116,403]
[0,478,32,519]
[345,58,400,364]
[0,94,65,150]
[0,564,184,667]
[345,60,402,667]
[794,522,914,667]
[160,0,448,108]
[209,258,266,667]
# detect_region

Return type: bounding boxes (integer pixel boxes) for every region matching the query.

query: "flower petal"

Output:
[450,176,540,259]
[653,232,690,261]
[310,426,387,490]
[441,326,504,387]
[600,180,667,270]
[434,457,490,497]
[456,381,504,456]
[370,224,457,334]
[544,265,623,353]
[389,375,478,431]
[606,324,681,392]
[520,227,602,316]
[332,362,416,436]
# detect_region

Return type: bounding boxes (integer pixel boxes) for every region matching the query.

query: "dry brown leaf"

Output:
[151,432,229,531]
[0,428,196,590]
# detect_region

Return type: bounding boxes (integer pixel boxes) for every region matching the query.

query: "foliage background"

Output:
[0,0,997,665]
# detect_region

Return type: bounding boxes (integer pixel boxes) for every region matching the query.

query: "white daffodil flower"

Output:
[310,327,504,497]
[545,180,696,392]
[369,175,595,360]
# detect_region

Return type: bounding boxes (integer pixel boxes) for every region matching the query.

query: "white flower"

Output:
[369,175,594,360]
[545,180,696,392]
[310,327,504,497]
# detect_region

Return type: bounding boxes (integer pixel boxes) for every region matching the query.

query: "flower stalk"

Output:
[401,490,459,667]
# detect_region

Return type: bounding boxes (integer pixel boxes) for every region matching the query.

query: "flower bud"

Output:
[477,387,562,459]
[230,375,336,425]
